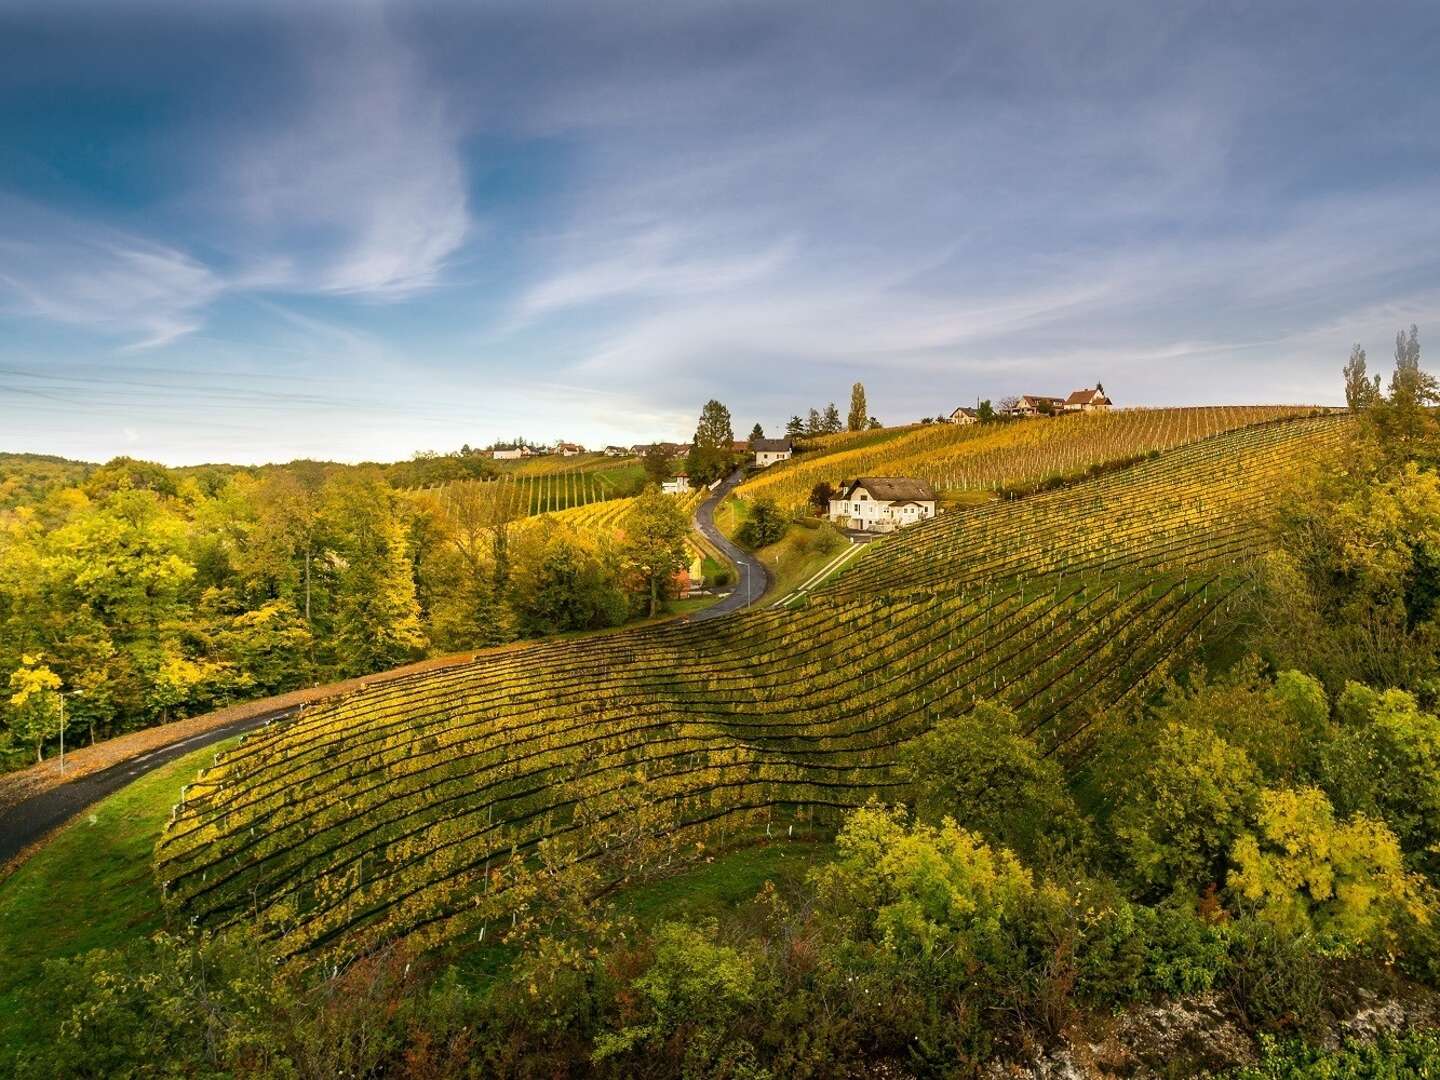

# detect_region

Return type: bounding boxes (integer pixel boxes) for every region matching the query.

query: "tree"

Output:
[998,396,1020,416]
[822,402,842,434]
[510,531,627,634]
[686,400,735,485]
[898,700,1087,864]
[977,400,995,423]
[1109,721,1262,894]
[621,489,690,617]
[736,496,786,548]
[784,415,804,438]
[1229,786,1426,950]
[804,408,822,437]
[319,470,427,677]
[1374,325,1440,450]
[6,656,62,763]
[808,481,836,516]
[847,383,868,432]
[748,423,765,447]
[641,443,674,486]
[1343,345,1381,411]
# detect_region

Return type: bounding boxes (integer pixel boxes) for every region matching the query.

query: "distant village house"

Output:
[828,477,938,532]
[554,441,586,456]
[1063,386,1112,412]
[1004,395,1067,418]
[662,474,691,495]
[947,406,979,425]
[752,438,793,468]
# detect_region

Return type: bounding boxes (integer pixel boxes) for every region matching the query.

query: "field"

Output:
[153,412,1350,963]
[737,405,1321,511]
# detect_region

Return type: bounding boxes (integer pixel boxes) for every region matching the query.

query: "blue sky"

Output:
[2,0,1439,465]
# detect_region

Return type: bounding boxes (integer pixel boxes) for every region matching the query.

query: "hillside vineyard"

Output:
[738,404,1316,510]
[155,414,1349,962]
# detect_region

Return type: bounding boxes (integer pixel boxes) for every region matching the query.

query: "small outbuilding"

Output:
[752,438,793,468]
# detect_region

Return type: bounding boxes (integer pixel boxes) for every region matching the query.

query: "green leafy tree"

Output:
[847,383,868,432]
[1109,721,1262,894]
[977,400,995,423]
[510,532,627,634]
[747,423,764,447]
[621,489,690,616]
[641,443,674,486]
[899,700,1088,864]
[822,402,842,434]
[804,408,822,437]
[319,470,427,676]
[1344,344,1381,411]
[685,400,735,485]
[736,495,786,548]
[784,415,804,438]
[809,481,836,516]
[1229,786,1428,950]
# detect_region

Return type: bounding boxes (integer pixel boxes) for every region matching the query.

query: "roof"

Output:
[1020,394,1065,406]
[1064,387,1110,406]
[753,438,793,452]
[950,406,978,417]
[844,476,938,502]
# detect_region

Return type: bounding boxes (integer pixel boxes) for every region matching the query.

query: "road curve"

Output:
[0,706,296,869]
[689,468,771,621]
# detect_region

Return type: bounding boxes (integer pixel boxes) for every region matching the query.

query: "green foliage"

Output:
[1076,895,1229,1004]
[1232,1031,1440,1079]
[686,399,736,485]
[621,488,691,617]
[847,382,868,433]
[510,529,628,634]
[1108,720,1262,895]
[898,700,1087,864]
[642,442,676,485]
[735,495,786,548]
[1228,786,1428,952]
[1222,915,1328,1031]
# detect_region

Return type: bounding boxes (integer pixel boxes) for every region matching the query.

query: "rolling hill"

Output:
[154,411,1349,962]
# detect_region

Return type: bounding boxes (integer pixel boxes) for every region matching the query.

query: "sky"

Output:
[2,0,1439,466]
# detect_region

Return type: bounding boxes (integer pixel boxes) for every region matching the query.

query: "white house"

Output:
[662,474,692,495]
[491,447,524,460]
[1063,387,1112,413]
[828,477,939,532]
[752,438,793,468]
[603,445,629,457]
[947,406,979,425]
[555,441,586,456]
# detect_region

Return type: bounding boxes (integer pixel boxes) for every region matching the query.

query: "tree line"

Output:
[0,460,690,767]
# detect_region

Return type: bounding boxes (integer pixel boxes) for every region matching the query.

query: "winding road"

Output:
[688,468,771,620]
[0,705,297,868]
[0,470,771,869]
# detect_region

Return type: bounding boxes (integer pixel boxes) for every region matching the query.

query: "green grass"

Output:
[756,521,854,601]
[613,838,833,926]
[0,737,236,1055]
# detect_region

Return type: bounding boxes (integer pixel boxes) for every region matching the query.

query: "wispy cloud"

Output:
[0,202,223,348]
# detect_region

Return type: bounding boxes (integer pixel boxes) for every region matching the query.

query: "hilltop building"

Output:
[1004,395,1066,418]
[947,406,980,425]
[1063,387,1112,412]
[752,438,793,468]
[828,476,938,532]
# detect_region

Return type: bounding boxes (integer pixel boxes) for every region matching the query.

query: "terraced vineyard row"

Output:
[739,405,1322,510]
[416,468,626,523]
[156,413,1348,962]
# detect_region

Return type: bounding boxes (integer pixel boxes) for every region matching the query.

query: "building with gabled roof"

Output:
[828,476,939,532]
[1063,387,1113,412]
[752,438,793,468]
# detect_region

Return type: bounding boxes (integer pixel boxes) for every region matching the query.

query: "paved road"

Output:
[1,473,765,868]
[0,705,297,868]
[689,469,771,621]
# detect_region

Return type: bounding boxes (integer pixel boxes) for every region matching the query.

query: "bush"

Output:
[1223,917,1326,1032]
[1231,1031,1440,1078]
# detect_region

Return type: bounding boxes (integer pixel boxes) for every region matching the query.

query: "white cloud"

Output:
[218,7,470,299]
[0,204,224,348]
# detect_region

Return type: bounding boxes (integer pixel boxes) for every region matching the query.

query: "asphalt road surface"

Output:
[690,469,771,621]
[0,473,767,868]
[0,705,297,868]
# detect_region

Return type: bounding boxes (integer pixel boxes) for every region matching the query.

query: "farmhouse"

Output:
[1005,395,1066,418]
[752,438,793,468]
[603,445,629,457]
[947,406,979,425]
[828,476,939,532]
[555,441,586,456]
[1063,387,1112,412]
[491,447,524,460]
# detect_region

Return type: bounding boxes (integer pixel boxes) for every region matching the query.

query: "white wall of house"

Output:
[662,477,690,495]
[491,448,523,460]
[754,449,792,468]
[827,492,936,532]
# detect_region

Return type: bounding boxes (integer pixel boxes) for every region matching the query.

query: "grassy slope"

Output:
[0,737,239,1055]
